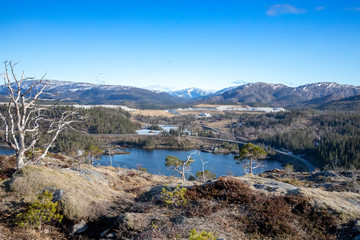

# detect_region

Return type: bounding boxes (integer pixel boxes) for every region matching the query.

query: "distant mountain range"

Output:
[0,80,186,109]
[0,80,359,110]
[202,82,360,107]
[168,88,216,99]
[317,94,360,111]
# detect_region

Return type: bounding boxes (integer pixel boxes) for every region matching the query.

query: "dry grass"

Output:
[184,177,338,240]
[299,187,360,220]
[205,120,231,131]
[236,174,360,221]
[177,110,225,116]
[2,159,359,239]
[8,165,123,221]
[192,104,247,108]
[7,164,181,222]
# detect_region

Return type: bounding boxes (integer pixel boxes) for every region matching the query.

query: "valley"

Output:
[1,79,360,240]
[3,2,360,239]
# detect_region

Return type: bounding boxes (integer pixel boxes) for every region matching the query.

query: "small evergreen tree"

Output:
[195,170,216,182]
[235,143,267,175]
[165,153,195,181]
[85,145,103,165]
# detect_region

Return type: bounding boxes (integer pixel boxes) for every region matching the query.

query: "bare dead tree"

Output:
[198,151,208,182]
[0,61,84,169]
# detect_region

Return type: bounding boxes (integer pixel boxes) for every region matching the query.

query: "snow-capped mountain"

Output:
[0,80,187,108]
[1,80,359,108]
[204,82,360,107]
[214,85,240,95]
[168,88,216,99]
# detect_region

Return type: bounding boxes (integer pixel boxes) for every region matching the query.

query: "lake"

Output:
[0,147,284,177]
[95,148,284,177]
[0,147,15,156]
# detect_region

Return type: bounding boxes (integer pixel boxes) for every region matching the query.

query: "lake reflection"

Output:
[95,148,283,177]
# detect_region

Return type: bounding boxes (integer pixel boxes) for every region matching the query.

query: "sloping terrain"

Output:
[204,82,360,107]
[1,155,360,239]
[1,80,359,109]
[0,80,187,109]
[168,88,215,99]
[317,94,360,111]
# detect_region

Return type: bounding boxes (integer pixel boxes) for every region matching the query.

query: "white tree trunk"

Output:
[0,61,84,169]
[16,150,25,169]
[250,159,253,175]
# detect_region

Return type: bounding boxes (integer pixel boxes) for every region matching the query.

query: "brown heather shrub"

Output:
[185,177,338,239]
[185,200,224,217]
[0,156,16,180]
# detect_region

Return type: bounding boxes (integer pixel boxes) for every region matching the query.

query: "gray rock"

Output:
[51,189,64,202]
[119,212,167,232]
[240,177,299,195]
[307,171,340,181]
[70,220,88,234]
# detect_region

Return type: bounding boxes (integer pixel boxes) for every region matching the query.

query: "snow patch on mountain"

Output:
[168,88,216,99]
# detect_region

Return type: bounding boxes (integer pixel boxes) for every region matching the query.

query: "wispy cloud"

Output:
[231,80,250,85]
[346,7,360,12]
[266,4,306,16]
[315,6,325,11]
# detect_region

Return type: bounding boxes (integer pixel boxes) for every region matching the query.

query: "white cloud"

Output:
[231,80,250,85]
[315,6,325,11]
[266,4,306,16]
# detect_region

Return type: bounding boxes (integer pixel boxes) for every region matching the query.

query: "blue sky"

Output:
[1,0,360,90]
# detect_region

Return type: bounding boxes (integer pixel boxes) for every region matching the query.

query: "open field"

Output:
[132,110,176,117]
[177,109,225,115]
[192,104,248,108]
[205,119,232,131]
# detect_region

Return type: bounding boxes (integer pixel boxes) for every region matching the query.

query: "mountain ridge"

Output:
[0,80,359,109]
[0,80,188,109]
[168,87,216,99]
[203,82,360,107]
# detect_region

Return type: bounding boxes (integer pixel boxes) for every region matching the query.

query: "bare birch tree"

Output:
[198,151,208,182]
[0,61,84,169]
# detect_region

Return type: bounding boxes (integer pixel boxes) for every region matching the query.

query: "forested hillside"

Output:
[0,106,140,154]
[230,111,360,169]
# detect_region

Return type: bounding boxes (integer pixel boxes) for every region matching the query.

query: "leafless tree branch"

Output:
[1,61,84,169]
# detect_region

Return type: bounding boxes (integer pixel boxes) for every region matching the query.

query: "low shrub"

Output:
[188,228,217,240]
[161,184,187,207]
[0,156,16,180]
[15,190,63,230]
[185,177,338,239]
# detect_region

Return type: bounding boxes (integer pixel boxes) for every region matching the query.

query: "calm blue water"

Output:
[95,148,283,177]
[0,146,284,177]
[0,147,15,155]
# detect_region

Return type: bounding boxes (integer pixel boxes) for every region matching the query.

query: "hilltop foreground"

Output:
[0,155,360,240]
